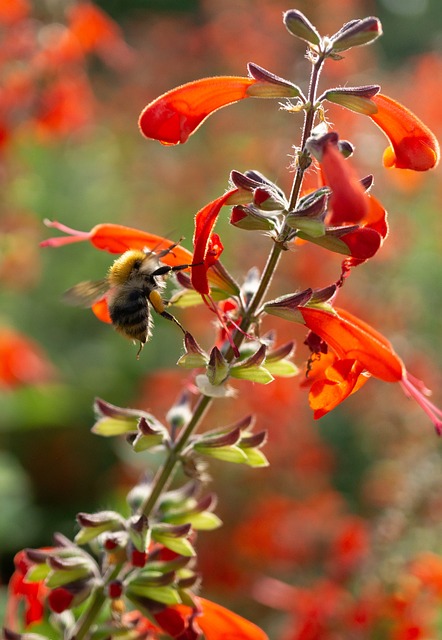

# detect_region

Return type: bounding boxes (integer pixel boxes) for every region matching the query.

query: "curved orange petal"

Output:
[90,224,193,265]
[191,189,238,295]
[370,94,440,171]
[300,306,405,382]
[139,76,257,145]
[91,298,112,324]
[42,221,193,265]
[196,597,269,640]
[321,140,369,224]
[309,359,369,418]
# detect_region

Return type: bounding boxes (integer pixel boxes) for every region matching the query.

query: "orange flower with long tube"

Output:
[300,306,442,433]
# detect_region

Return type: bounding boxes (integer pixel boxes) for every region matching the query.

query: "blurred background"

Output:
[1,0,442,636]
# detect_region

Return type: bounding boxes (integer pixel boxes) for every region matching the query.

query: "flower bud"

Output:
[246,63,301,98]
[324,85,380,115]
[207,347,230,386]
[283,10,321,46]
[230,205,277,231]
[330,17,382,52]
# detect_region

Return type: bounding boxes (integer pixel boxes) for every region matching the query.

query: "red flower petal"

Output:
[191,189,238,295]
[0,328,56,388]
[370,94,440,171]
[48,587,74,613]
[300,306,405,382]
[5,550,47,628]
[321,139,369,224]
[139,76,258,145]
[339,226,382,261]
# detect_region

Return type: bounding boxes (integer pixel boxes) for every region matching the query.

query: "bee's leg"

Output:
[148,290,186,333]
[151,261,203,278]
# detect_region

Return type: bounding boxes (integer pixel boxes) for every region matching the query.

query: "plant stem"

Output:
[139,393,213,517]
[287,54,325,212]
[71,565,121,640]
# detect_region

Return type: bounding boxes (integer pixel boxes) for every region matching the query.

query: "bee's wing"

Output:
[63,279,110,308]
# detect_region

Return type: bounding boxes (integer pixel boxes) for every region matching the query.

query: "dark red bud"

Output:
[131,549,147,568]
[48,587,75,613]
[108,580,124,599]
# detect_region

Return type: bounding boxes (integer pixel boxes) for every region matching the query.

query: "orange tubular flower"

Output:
[41,220,193,265]
[320,139,369,225]
[191,188,238,296]
[138,65,299,145]
[42,221,194,325]
[300,306,442,432]
[194,597,269,640]
[139,77,258,145]
[124,597,269,640]
[369,94,440,171]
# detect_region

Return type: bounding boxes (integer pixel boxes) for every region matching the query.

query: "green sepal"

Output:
[230,365,274,384]
[240,447,269,468]
[264,359,299,378]
[283,9,321,46]
[194,443,248,463]
[127,584,182,606]
[75,511,124,545]
[152,524,195,557]
[46,565,91,589]
[297,229,351,255]
[131,432,166,452]
[170,287,229,308]
[127,515,150,553]
[207,347,230,386]
[24,563,51,582]
[286,216,326,237]
[152,534,195,557]
[330,16,382,53]
[131,418,169,452]
[91,417,137,437]
[183,511,222,530]
[324,90,378,115]
[195,374,236,398]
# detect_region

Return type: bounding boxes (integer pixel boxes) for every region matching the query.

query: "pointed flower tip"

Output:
[370,94,440,171]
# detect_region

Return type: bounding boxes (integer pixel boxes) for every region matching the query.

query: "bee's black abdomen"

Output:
[109,287,152,343]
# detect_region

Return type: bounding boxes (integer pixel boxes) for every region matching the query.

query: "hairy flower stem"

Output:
[69,51,326,640]
[70,565,122,640]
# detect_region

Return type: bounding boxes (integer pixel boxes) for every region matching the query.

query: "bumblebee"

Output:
[63,243,194,357]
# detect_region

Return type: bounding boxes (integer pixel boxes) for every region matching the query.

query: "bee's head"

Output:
[108,250,148,285]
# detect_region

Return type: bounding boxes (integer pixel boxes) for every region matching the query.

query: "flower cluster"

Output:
[5,7,442,640]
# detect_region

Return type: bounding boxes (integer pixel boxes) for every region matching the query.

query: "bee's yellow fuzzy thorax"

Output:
[108,250,147,285]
